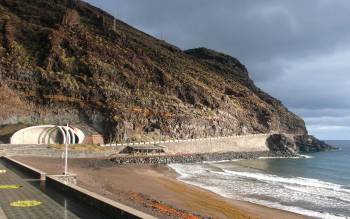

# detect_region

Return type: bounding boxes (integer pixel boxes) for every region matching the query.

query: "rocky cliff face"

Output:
[0,0,331,151]
[293,135,334,152]
[266,134,334,154]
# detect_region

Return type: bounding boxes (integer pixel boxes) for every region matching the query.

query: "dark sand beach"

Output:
[14,157,308,219]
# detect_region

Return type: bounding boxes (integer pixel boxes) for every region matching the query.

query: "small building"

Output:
[82,134,105,145]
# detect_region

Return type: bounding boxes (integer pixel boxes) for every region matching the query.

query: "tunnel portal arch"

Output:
[10,125,85,145]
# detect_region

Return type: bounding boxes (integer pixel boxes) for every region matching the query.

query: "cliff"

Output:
[0,0,332,151]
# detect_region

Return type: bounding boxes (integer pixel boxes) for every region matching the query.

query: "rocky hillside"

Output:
[0,0,331,151]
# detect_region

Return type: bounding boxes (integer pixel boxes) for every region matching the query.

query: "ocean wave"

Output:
[168,163,350,218]
[170,163,349,194]
[283,185,350,203]
[169,163,207,178]
[258,156,300,159]
[300,154,314,158]
[202,159,242,164]
[258,155,313,159]
[218,169,349,193]
[244,198,348,219]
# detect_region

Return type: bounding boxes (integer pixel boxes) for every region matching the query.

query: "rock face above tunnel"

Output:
[0,0,325,150]
[266,134,298,155]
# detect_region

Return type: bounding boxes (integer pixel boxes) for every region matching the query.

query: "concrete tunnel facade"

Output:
[10,125,85,145]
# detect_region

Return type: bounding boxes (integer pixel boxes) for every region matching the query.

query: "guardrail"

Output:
[46,175,157,219]
[0,156,46,180]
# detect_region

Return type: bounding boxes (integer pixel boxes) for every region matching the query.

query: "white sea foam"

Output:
[169,163,207,178]
[283,185,350,203]
[259,156,299,159]
[244,198,348,219]
[202,159,242,164]
[168,163,350,219]
[219,169,349,193]
[258,155,314,159]
[300,154,314,159]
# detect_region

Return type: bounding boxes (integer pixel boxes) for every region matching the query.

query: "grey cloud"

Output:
[258,48,350,111]
[305,116,350,127]
[307,125,350,140]
[86,0,350,81]
[292,108,350,118]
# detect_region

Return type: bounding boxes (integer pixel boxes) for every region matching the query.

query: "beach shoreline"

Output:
[13,156,308,219]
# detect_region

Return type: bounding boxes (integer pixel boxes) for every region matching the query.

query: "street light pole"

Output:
[64,124,70,176]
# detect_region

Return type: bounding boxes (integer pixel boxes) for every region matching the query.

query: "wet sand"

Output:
[14,157,309,219]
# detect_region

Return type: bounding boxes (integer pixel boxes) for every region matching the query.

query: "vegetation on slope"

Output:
[0,0,306,143]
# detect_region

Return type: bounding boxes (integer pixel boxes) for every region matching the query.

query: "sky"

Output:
[86,0,350,140]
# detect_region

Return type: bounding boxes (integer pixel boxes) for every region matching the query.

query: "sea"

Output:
[168,140,350,219]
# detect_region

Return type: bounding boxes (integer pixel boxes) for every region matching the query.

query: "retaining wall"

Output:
[1,133,273,157]
[161,134,271,154]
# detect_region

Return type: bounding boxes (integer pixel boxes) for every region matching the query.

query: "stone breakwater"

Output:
[110,151,295,165]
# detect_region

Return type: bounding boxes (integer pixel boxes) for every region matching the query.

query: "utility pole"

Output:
[113,8,117,32]
[113,13,116,31]
[124,124,128,145]
[160,31,165,41]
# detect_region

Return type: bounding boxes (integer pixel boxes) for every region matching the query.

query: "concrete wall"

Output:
[161,134,270,154]
[3,133,273,157]
[0,144,115,158]
[0,156,46,180]
[46,176,156,219]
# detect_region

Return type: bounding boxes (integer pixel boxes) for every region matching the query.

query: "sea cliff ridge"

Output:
[0,0,333,152]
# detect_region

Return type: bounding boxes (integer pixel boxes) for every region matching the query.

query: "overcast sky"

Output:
[86,0,350,140]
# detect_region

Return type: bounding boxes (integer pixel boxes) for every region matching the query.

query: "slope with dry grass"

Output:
[0,0,307,143]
